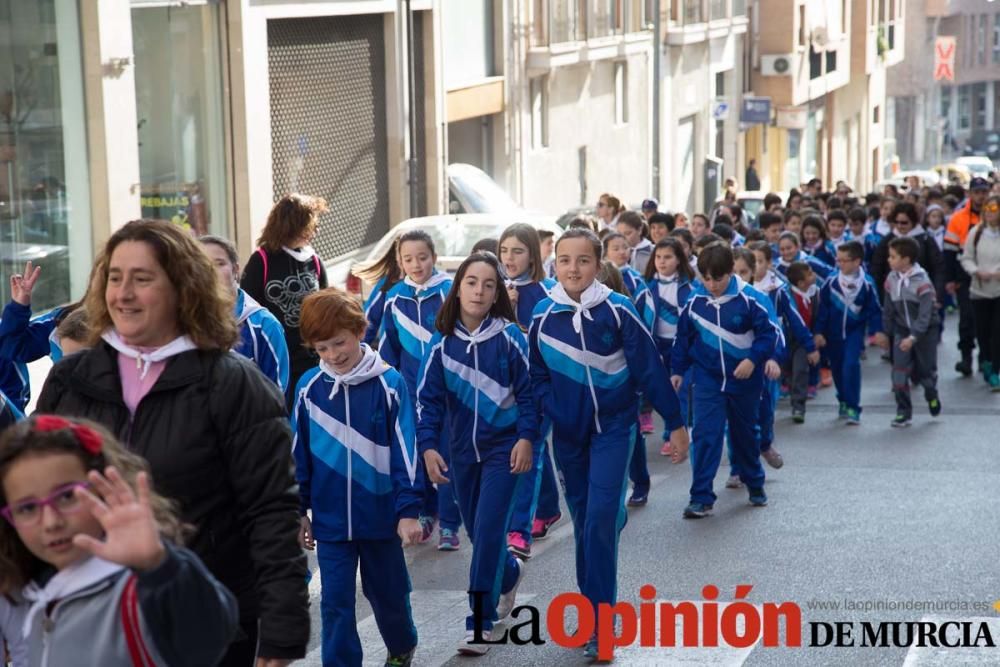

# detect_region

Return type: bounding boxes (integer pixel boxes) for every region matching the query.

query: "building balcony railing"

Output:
[531,0,652,47]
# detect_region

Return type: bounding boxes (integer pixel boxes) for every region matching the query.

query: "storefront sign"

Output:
[740,96,771,124]
[140,189,192,231]
[776,106,808,130]
[934,36,955,81]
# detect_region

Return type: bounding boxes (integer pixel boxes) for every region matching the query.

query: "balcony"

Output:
[924,0,958,18]
[666,0,749,45]
[528,0,653,71]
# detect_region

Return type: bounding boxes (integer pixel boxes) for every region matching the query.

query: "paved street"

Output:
[299,325,1000,666]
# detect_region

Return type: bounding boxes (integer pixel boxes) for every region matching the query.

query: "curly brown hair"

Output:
[257,194,329,251]
[0,416,189,594]
[84,219,239,350]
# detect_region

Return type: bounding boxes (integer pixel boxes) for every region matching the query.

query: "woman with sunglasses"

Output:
[960,194,1000,390]
[595,193,624,233]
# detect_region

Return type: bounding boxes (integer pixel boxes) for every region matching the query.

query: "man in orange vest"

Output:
[944,177,991,375]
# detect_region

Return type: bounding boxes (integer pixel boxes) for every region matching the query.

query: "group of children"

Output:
[0,181,978,667]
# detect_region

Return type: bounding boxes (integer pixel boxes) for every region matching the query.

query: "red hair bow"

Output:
[33,416,103,456]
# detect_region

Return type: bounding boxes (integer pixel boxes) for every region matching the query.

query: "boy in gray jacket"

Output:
[880,236,942,427]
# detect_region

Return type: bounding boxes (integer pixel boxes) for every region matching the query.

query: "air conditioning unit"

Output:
[761,54,794,76]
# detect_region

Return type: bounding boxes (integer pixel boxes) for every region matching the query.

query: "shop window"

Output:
[132,3,228,237]
[0,0,90,310]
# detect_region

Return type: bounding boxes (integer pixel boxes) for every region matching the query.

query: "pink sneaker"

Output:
[639,412,654,434]
[507,531,530,559]
[660,441,672,456]
[531,513,562,539]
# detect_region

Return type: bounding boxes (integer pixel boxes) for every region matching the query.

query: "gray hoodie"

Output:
[882,263,940,337]
[16,544,237,667]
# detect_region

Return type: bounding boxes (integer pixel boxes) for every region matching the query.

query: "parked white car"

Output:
[956,156,995,178]
[344,214,563,300]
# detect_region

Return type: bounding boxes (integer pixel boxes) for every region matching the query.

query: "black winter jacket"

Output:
[870,231,945,304]
[35,342,310,659]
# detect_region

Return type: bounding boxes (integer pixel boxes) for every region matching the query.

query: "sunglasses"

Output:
[984,202,1000,213]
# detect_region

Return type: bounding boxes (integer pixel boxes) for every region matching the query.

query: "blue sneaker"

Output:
[748,487,768,506]
[838,402,848,419]
[844,407,861,425]
[989,374,1000,392]
[582,637,613,662]
[437,527,460,551]
[683,502,713,518]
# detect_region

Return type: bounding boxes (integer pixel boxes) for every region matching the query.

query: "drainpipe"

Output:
[652,0,661,199]
[405,0,419,216]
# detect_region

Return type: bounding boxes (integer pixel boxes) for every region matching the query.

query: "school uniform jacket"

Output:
[292,348,422,542]
[756,271,814,361]
[619,265,656,330]
[815,270,883,341]
[671,276,781,393]
[0,302,64,363]
[507,277,556,329]
[362,276,390,345]
[804,240,838,267]
[645,275,694,365]
[235,289,290,393]
[529,287,683,443]
[416,317,538,464]
[379,273,452,397]
[774,251,834,281]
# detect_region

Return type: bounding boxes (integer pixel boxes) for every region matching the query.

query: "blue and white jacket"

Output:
[379,272,452,398]
[755,270,814,362]
[292,345,422,542]
[362,276,394,345]
[234,289,290,393]
[775,251,834,280]
[529,282,683,443]
[0,301,65,363]
[416,317,538,464]
[645,273,694,368]
[0,388,24,431]
[505,275,556,329]
[804,240,838,267]
[815,269,883,342]
[618,265,656,330]
[671,276,781,393]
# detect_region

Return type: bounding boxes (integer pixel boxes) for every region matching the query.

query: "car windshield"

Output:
[449,165,522,214]
[368,221,503,262]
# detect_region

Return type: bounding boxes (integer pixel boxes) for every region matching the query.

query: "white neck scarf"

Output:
[902,225,926,238]
[404,271,449,297]
[655,272,678,285]
[319,344,387,399]
[837,268,865,305]
[21,557,124,637]
[875,219,892,236]
[549,281,612,333]
[282,245,316,262]
[894,263,924,301]
[503,269,534,289]
[102,330,198,380]
[756,270,784,295]
[453,317,507,353]
[790,283,819,308]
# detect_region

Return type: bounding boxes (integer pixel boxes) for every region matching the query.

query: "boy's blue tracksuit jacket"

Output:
[671,276,782,393]
[415,317,538,462]
[0,300,65,362]
[291,346,423,542]
[528,286,684,441]
[234,289,290,393]
[507,276,556,329]
[815,270,883,343]
[379,273,452,399]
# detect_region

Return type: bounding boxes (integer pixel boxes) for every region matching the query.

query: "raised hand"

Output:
[72,467,166,572]
[10,261,41,306]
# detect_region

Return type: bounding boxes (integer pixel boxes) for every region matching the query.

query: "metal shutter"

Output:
[267,15,389,260]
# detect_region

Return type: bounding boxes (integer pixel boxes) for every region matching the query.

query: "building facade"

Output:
[889,0,1000,168]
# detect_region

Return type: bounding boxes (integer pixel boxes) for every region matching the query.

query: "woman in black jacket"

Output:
[36,219,309,667]
[870,202,945,303]
[240,194,329,408]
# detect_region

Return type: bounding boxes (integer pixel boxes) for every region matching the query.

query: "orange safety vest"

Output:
[943,202,980,252]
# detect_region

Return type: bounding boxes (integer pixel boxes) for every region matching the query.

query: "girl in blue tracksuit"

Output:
[529,229,689,660]
[603,232,658,506]
[814,240,883,423]
[775,232,834,281]
[747,243,815,462]
[644,238,696,448]
[355,240,404,345]
[498,224,559,559]
[379,230,463,547]
[416,252,538,655]
[801,215,838,267]
[292,288,423,667]
[671,244,780,519]
[200,236,291,392]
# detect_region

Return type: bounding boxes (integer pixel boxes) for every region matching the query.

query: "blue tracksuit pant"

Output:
[628,414,650,493]
[509,419,552,541]
[758,378,779,452]
[825,330,865,412]
[535,442,561,520]
[552,414,635,611]
[690,378,764,505]
[437,437,462,532]
[450,445,523,632]
[317,539,417,666]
